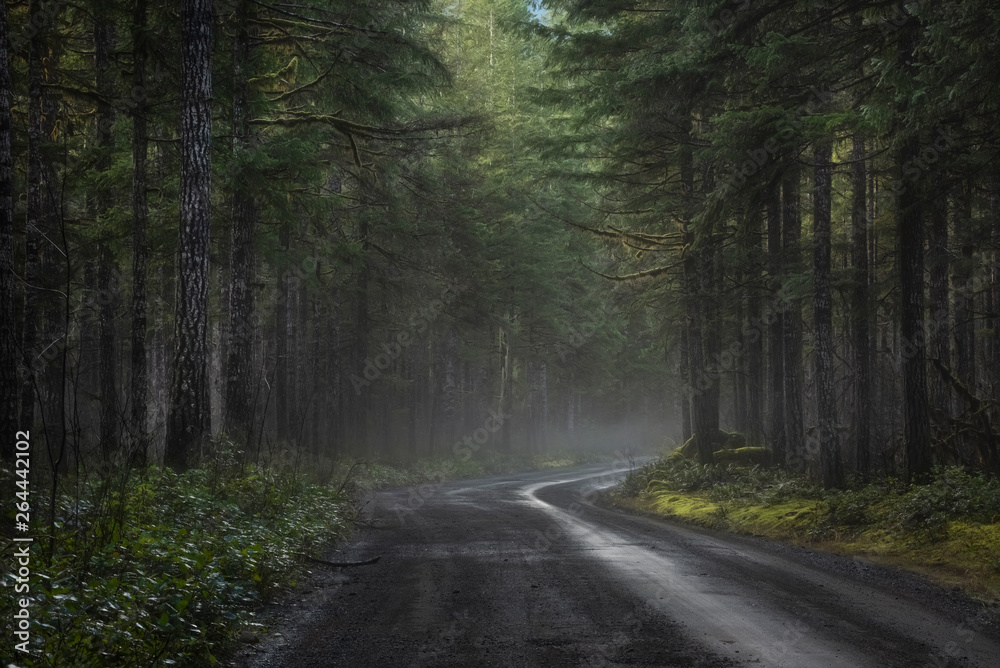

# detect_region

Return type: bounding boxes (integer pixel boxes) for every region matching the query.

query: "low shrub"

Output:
[1,454,350,667]
[634,457,823,505]
[888,467,1000,541]
[618,457,1000,547]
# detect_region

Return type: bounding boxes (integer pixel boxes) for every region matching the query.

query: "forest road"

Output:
[229,462,1000,667]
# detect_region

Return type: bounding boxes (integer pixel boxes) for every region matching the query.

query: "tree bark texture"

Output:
[851,134,872,478]
[813,142,842,488]
[897,25,931,483]
[165,0,213,471]
[95,3,119,460]
[0,0,16,461]
[130,0,149,462]
[766,184,786,465]
[781,166,804,472]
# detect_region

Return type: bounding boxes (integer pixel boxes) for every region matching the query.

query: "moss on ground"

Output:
[609,459,1000,603]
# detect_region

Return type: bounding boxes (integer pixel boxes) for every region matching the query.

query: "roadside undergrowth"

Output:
[0,445,616,666]
[1,441,351,667]
[607,457,1000,602]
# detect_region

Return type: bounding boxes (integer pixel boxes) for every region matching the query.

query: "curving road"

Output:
[230,462,1000,667]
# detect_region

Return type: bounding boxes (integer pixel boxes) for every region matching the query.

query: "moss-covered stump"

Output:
[713,446,771,466]
[669,430,758,462]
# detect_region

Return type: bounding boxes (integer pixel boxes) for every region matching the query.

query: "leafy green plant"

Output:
[634,457,823,505]
[0,450,351,667]
[888,467,1000,541]
[617,457,1000,554]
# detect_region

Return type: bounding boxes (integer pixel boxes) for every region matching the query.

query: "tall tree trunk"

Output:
[898,25,931,483]
[899,137,931,481]
[745,207,764,444]
[767,185,785,465]
[813,142,841,487]
[680,124,713,464]
[499,326,512,452]
[442,329,458,448]
[526,360,536,454]
[566,389,575,445]
[539,360,548,450]
[737,208,764,442]
[309,296,322,456]
[700,166,721,446]
[684,218,711,462]
[781,166,804,472]
[129,0,149,463]
[678,337,692,443]
[851,134,872,479]
[407,341,419,460]
[428,338,439,456]
[734,291,747,434]
[295,279,307,445]
[95,3,119,461]
[275,223,290,442]
[97,244,119,460]
[38,50,64,471]
[0,0,16,461]
[990,168,1000,407]
[20,0,46,435]
[329,305,342,457]
[224,0,258,445]
[953,182,975,394]
[165,0,213,471]
[927,175,949,413]
[354,218,370,455]
[286,275,300,442]
[224,0,257,443]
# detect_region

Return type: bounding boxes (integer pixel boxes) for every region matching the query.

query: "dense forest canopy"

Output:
[1,0,999,488]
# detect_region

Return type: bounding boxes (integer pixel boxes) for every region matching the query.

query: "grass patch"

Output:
[608,457,1000,602]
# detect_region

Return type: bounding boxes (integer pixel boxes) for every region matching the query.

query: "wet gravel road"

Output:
[229,463,1000,667]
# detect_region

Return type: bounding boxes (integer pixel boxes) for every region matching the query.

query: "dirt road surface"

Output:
[228,463,1000,667]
